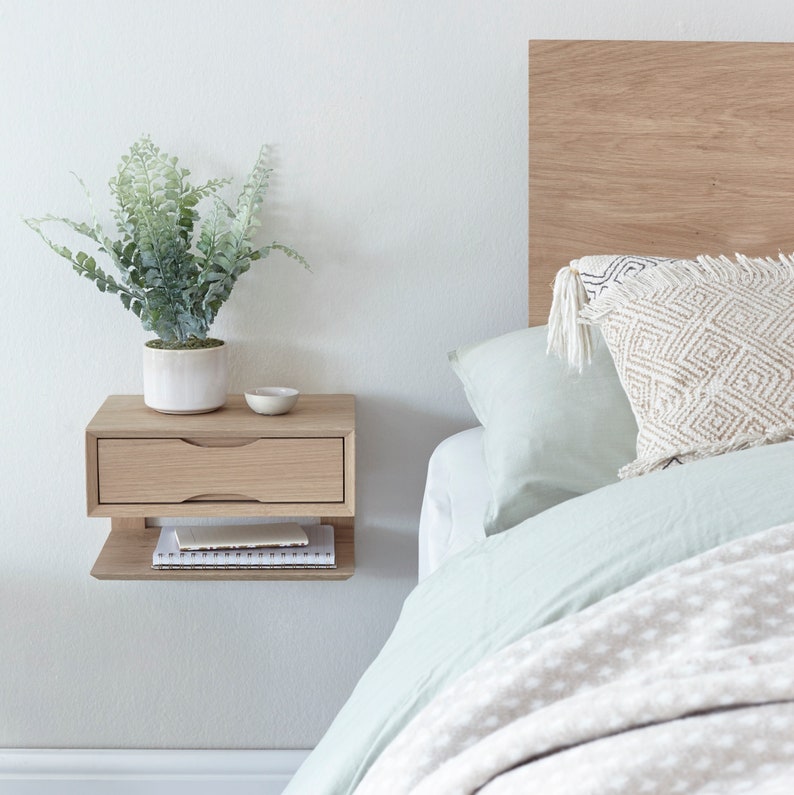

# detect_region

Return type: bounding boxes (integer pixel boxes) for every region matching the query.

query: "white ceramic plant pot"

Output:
[143,342,228,414]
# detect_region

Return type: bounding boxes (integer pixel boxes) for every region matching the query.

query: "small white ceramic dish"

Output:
[244,387,300,415]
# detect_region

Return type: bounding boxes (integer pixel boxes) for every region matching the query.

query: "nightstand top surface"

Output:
[87,394,355,438]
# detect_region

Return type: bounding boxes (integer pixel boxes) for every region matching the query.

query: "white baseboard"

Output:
[0,749,311,795]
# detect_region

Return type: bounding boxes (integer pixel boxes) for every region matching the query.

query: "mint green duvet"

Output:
[284,442,794,795]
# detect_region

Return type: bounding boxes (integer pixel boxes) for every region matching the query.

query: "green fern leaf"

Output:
[25,137,308,346]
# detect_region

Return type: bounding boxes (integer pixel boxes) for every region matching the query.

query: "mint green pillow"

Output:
[449,325,638,534]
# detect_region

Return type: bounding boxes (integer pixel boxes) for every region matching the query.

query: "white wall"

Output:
[1,0,792,751]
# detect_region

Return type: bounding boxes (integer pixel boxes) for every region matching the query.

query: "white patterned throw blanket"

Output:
[356,523,794,794]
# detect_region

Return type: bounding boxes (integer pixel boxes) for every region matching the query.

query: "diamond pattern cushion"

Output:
[579,254,794,478]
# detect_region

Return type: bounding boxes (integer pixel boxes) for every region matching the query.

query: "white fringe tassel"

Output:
[546,262,592,370]
[580,252,794,326]
[619,426,794,479]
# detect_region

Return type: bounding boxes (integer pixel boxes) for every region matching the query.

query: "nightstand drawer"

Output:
[97,437,345,504]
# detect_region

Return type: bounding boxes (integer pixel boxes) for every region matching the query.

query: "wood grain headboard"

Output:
[528,40,794,325]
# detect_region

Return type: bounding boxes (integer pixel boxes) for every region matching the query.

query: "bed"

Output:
[284,40,794,794]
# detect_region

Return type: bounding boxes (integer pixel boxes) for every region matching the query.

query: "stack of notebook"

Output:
[151,522,336,570]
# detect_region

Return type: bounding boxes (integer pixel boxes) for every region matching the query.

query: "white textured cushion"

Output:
[572,254,680,301]
[449,325,638,535]
[581,254,794,477]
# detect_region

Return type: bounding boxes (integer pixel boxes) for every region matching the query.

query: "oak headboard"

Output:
[528,39,794,325]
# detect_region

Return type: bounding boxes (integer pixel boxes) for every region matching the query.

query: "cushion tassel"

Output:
[546,262,592,370]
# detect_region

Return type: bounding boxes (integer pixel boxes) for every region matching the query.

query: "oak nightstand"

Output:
[85,394,355,580]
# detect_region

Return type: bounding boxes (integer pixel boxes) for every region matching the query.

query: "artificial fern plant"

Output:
[25,137,309,348]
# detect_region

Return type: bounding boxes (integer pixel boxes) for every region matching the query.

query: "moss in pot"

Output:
[25,136,308,413]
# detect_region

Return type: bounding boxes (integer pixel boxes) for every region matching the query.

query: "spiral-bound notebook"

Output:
[152,524,335,569]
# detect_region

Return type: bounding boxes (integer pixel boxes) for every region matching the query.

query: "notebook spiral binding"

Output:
[154,549,335,569]
[152,524,336,569]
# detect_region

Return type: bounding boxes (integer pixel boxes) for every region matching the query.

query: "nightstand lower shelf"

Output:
[91,518,355,581]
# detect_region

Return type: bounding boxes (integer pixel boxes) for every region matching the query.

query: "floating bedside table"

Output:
[85,394,355,580]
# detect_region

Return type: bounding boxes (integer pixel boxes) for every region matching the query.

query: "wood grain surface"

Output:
[529,40,794,325]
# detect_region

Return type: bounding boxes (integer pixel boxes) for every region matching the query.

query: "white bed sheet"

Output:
[417,426,489,580]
